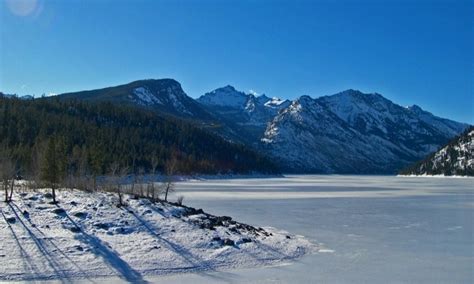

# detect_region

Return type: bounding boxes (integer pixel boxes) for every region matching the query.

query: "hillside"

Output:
[0,96,278,177]
[400,126,474,176]
[59,79,215,122]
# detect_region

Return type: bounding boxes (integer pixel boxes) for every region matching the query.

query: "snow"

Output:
[132,87,162,105]
[260,91,468,173]
[8,175,473,283]
[262,95,403,173]
[167,91,193,116]
[198,86,290,133]
[414,128,474,174]
[0,188,316,281]
[399,174,474,178]
[199,86,288,113]
[264,97,290,107]
[131,85,194,116]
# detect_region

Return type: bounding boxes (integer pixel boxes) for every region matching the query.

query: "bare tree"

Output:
[163,156,177,202]
[176,195,184,206]
[0,156,16,203]
[108,162,124,207]
[118,165,130,207]
[136,167,146,198]
[8,166,17,201]
[148,155,161,202]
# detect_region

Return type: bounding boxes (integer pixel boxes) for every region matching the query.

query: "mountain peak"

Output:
[256,94,271,104]
[55,78,214,119]
[287,95,315,112]
[298,95,314,102]
[408,104,424,112]
[219,85,238,92]
[198,85,248,107]
[264,97,291,109]
[340,89,363,95]
[334,89,385,100]
[130,78,181,88]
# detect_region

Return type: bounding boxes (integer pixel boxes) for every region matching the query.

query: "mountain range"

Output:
[46,79,470,174]
[259,90,468,173]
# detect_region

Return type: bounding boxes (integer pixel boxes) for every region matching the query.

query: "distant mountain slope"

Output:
[400,126,474,176]
[59,79,215,121]
[0,96,278,176]
[0,92,34,100]
[261,90,468,173]
[198,85,290,126]
[197,85,290,144]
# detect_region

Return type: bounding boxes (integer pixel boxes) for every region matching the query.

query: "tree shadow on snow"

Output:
[6,203,73,283]
[61,210,149,283]
[128,210,235,282]
[141,202,296,280]
[0,207,43,280]
[9,202,96,283]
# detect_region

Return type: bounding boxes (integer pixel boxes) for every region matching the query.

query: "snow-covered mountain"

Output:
[197,85,249,108]
[198,85,290,124]
[59,79,214,121]
[197,86,290,143]
[261,90,468,173]
[401,126,474,176]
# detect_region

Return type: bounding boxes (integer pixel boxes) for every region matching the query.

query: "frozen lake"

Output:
[156,175,474,283]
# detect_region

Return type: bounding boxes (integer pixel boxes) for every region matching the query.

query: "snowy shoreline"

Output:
[0,189,317,282]
[397,174,474,178]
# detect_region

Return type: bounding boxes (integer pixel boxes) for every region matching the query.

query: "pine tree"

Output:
[40,137,66,203]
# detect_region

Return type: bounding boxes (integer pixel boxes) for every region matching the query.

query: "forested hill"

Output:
[400,126,474,176]
[0,96,278,177]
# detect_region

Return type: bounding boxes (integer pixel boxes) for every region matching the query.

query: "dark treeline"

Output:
[0,95,278,181]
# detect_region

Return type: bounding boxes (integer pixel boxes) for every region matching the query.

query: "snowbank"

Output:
[397,174,474,179]
[0,189,316,281]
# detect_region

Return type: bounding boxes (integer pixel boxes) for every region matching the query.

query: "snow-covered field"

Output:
[2,175,473,283]
[0,187,315,282]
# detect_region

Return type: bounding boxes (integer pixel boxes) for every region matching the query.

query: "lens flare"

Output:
[6,0,38,17]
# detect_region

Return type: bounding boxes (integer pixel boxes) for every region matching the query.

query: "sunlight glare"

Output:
[6,0,38,17]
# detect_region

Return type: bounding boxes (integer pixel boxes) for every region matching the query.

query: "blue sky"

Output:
[1,0,473,123]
